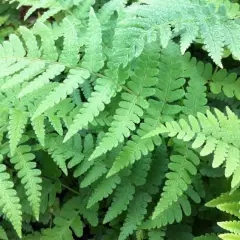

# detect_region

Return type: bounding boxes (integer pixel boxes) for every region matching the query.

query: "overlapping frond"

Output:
[41,198,84,240]
[111,0,240,68]
[145,107,240,188]
[107,42,184,177]
[206,191,240,240]
[89,44,159,160]
[64,67,129,142]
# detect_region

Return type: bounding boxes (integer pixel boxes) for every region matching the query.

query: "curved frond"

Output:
[145,107,240,188]
[111,0,240,68]
[64,67,129,142]
[89,44,159,160]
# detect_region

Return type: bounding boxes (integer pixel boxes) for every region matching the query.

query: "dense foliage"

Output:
[0,0,240,239]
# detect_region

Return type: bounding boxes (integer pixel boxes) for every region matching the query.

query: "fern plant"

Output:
[0,0,240,239]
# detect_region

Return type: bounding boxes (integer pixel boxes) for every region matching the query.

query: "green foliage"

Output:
[206,191,240,239]
[0,0,240,239]
[146,107,240,188]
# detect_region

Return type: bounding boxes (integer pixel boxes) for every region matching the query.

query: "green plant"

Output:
[0,0,239,239]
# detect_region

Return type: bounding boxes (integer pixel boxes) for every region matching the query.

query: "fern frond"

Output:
[41,198,84,240]
[182,77,208,115]
[218,221,240,235]
[87,174,121,208]
[119,191,151,240]
[98,0,127,24]
[194,234,219,240]
[31,115,45,146]
[0,164,22,238]
[217,203,240,218]
[111,0,240,68]
[71,134,94,177]
[32,69,90,118]
[0,227,8,240]
[64,67,129,142]
[209,69,240,100]
[73,0,96,20]
[10,145,42,220]
[89,44,159,160]
[144,144,169,195]
[67,197,99,227]
[107,100,162,177]
[8,108,28,156]
[10,0,82,22]
[219,233,240,240]
[145,107,240,187]
[80,161,107,188]
[154,43,185,120]
[148,230,165,240]
[130,155,152,187]
[206,191,240,208]
[44,134,79,175]
[103,179,135,224]
[59,18,80,66]
[209,0,240,18]
[152,150,200,219]
[32,22,58,61]
[141,194,194,230]
[107,43,184,177]
[18,26,40,58]
[81,8,104,73]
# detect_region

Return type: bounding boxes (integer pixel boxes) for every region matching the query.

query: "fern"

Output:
[0,227,8,240]
[148,230,165,240]
[32,69,90,118]
[0,0,240,238]
[8,108,28,156]
[10,145,41,220]
[81,8,104,73]
[87,174,121,208]
[141,194,195,229]
[152,149,200,219]
[64,67,129,142]
[206,191,240,240]
[0,164,22,237]
[119,191,151,240]
[41,198,84,240]
[111,0,240,68]
[209,69,240,100]
[107,42,184,177]
[97,0,127,24]
[145,107,240,188]
[89,44,159,160]
[103,179,135,224]
[194,234,220,240]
